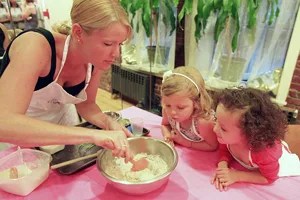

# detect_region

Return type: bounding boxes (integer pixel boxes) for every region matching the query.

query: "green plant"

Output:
[120,0,280,52]
[120,0,177,46]
[178,0,280,52]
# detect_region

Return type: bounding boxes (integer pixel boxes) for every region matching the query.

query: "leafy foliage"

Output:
[120,0,280,52]
[120,0,178,39]
[179,0,280,52]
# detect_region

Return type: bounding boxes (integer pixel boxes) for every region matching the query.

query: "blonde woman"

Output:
[0,0,132,161]
[161,66,218,151]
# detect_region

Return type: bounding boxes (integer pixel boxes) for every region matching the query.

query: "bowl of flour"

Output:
[96,137,178,195]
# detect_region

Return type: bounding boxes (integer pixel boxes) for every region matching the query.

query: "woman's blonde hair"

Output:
[53,0,131,36]
[161,66,212,119]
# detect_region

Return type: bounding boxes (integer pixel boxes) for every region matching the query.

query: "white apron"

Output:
[26,35,92,126]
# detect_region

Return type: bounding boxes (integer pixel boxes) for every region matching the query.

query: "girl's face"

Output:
[161,90,195,123]
[213,103,246,145]
[79,22,129,70]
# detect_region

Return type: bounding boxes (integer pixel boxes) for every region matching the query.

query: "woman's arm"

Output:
[0,112,123,149]
[75,68,108,128]
[75,68,132,136]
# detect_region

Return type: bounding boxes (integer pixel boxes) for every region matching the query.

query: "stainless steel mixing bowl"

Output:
[96,137,178,195]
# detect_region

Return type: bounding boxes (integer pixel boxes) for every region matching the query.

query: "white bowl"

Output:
[0,149,51,196]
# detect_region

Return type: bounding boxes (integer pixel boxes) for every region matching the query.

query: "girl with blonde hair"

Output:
[161,66,218,151]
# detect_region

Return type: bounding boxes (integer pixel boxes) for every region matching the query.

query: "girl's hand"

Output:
[211,171,228,191]
[164,130,175,146]
[215,167,239,188]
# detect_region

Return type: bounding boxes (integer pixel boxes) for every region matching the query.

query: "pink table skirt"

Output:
[1,106,299,200]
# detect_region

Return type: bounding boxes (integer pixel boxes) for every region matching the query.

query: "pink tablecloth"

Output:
[1,106,300,200]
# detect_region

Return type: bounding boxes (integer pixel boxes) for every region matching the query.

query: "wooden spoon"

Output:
[50,151,100,170]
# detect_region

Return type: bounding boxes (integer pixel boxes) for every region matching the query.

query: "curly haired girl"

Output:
[211,87,300,191]
[160,66,218,151]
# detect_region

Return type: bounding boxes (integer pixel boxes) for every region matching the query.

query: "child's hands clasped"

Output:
[211,172,227,191]
[211,167,239,191]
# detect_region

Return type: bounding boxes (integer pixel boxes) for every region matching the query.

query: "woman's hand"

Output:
[94,130,132,162]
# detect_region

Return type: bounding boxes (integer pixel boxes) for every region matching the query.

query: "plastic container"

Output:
[0,148,51,196]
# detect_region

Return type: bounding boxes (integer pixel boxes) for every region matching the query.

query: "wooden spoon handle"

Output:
[50,152,99,170]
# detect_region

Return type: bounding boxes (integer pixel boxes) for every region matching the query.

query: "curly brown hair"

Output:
[215,87,287,151]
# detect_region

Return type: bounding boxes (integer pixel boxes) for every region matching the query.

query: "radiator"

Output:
[111,65,150,107]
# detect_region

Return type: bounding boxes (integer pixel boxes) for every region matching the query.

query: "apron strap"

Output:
[54,35,71,81]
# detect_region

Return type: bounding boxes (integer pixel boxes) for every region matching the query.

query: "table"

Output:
[1,106,300,200]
